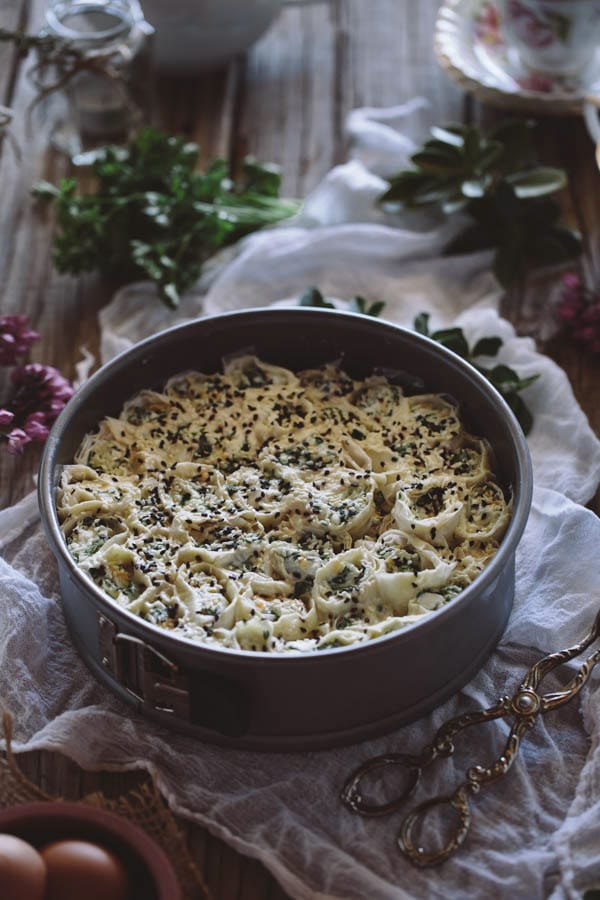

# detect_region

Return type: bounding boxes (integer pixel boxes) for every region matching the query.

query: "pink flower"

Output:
[0,314,40,366]
[557,272,600,354]
[557,273,585,322]
[24,412,50,442]
[0,318,73,454]
[10,363,75,417]
[6,428,31,455]
[581,303,600,325]
[561,271,582,294]
[1,362,74,454]
[557,299,582,323]
[574,324,598,345]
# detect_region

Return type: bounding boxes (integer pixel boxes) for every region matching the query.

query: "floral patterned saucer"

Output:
[435,0,600,115]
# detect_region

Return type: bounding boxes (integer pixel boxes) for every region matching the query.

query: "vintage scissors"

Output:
[341,608,600,867]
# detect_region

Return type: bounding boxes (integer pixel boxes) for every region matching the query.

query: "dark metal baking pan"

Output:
[39,308,533,750]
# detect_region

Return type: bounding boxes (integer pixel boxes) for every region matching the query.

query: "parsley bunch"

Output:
[34,128,301,308]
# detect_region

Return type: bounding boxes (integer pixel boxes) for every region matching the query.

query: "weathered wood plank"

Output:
[234,2,338,196]
[0,0,28,106]
[155,64,240,165]
[338,0,465,126]
[237,0,465,196]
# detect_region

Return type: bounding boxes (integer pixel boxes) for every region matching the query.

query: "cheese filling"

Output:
[58,356,511,652]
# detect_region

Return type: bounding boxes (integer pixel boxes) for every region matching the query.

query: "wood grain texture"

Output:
[0,0,28,107]
[1,0,599,897]
[155,64,240,164]
[234,2,339,195]
[337,0,465,121]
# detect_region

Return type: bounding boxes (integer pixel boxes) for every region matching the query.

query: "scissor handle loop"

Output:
[340,753,421,817]
[397,786,472,867]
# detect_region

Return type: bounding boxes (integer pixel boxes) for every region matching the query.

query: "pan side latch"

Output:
[98,613,191,719]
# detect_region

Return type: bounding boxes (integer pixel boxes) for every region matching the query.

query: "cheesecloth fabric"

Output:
[2,98,600,900]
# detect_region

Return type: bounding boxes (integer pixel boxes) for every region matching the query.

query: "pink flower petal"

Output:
[6,428,31,455]
[24,418,50,441]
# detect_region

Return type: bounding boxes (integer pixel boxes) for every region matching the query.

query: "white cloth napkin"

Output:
[2,99,600,900]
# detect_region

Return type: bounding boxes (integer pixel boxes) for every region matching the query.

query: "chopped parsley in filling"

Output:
[58,356,511,652]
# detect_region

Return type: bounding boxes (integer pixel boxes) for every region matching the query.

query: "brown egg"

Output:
[0,833,47,900]
[41,839,131,900]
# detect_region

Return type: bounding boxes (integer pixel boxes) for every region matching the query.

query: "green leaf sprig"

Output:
[296,288,538,434]
[379,120,581,288]
[299,287,385,317]
[34,128,301,308]
[414,313,539,434]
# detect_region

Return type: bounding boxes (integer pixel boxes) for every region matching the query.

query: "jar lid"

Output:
[45,0,147,49]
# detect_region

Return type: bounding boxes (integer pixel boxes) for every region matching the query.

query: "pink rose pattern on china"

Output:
[506,0,562,48]
[472,2,581,93]
[475,2,503,45]
[516,72,555,91]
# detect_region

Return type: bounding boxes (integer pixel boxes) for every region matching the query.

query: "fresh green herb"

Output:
[384,549,420,574]
[414,313,539,435]
[34,128,301,308]
[299,287,336,309]
[85,537,107,556]
[348,295,387,317]
[298,287,386,317]
[293,577,314,598]
[379,120,581,288]
[329,565,354,589]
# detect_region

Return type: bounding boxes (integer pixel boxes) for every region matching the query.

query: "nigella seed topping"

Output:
[59,355,510,653]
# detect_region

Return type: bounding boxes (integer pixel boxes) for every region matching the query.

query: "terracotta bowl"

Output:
[0,801,182,900]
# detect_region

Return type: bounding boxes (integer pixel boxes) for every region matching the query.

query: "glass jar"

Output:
[0,105,13,158]
[40,0,154,160]
[0,105,12,136]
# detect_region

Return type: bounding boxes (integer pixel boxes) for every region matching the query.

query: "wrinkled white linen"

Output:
[2,99,600,899]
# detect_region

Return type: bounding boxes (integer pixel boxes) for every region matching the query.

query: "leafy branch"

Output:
[414,313,539,434]
[297,288,539,434]
[379,120,581,288]
[299,287,385,317]
[34,128,301,308]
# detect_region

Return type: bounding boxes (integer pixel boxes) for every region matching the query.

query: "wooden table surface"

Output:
[1,0,599,897]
